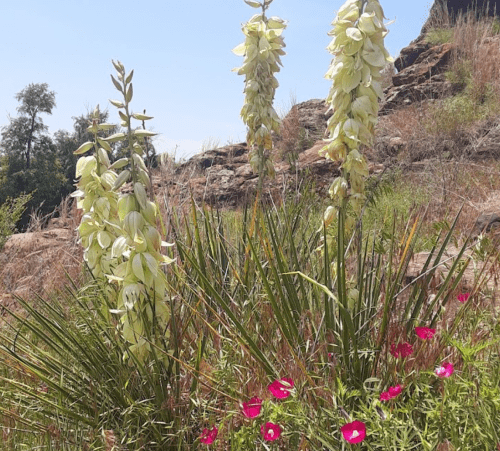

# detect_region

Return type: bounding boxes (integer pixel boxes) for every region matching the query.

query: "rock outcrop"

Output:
[382,43,457,113]
[165,139,341,208]
[156,99,341,208]
[422,0,500,36]
[385,0,500,114]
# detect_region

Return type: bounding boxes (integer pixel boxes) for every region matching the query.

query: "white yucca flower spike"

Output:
[322,0,392,210]
[73,63,175,361]
[72,106,122,296]
[233,0,286,178]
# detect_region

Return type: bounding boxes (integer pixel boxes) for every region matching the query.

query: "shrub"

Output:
[0,194,31,249]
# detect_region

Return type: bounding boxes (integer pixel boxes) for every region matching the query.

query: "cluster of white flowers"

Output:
[322,0,392,211]
[72,107,122,299]
[233,0,286,177]
[73,61,174,359]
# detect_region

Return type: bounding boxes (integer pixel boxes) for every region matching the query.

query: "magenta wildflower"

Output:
[435,362,454,378]
[380,384,403,401]
[388,384,403,398]
[390,342,414,358]
[199,425,218,445]
[379,391,391,401]
[261,422,281,441]
[457,293,470,303]
[268,377,294,399]
[415,326,436,340]
[242,397,262,418]
[340,420,366,444]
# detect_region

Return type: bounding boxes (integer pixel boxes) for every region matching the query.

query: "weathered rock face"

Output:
[166,139,340,208]
[382,42,457,114]
[423,0,500,35]
[291,99,332,139]
[392,43,453,87]
[396,1,499,72]
[156,100,338,208]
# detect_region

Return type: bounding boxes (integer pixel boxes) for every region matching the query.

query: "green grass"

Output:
[425,27,454,45]
[1,183,499,450]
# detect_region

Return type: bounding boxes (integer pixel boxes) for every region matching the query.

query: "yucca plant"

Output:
[0,281,204,450]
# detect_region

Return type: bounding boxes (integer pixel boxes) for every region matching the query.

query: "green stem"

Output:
[122,79,137,184]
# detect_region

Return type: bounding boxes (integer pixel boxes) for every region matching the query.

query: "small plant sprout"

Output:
[232,0,286,191]
[322,0,393,211]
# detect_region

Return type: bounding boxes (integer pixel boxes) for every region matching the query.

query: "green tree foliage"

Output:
[0,83,66,227]
[14,83,56,169]
[54,110,118,194]
[0,193,31,248]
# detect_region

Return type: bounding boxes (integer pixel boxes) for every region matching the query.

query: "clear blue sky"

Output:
[0,0,433,159]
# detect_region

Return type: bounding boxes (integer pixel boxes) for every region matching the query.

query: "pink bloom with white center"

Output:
[261,422,281,441]
[340,420,366,444]
[268,377,294,399]
[435,362,454,378]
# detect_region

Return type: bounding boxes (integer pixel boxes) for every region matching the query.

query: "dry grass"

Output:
[450,13,500,101]
[377,11,500,164]
[0,198,83,318]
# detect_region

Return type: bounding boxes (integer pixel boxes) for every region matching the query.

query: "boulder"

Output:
[392,43,454,87]
[394,41,432,72]
[472,212,500,238]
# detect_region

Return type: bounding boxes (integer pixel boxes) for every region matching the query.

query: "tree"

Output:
[14,83,56,169]
[0,83,64,228]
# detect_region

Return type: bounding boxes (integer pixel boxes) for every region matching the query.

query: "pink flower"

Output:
[388,384,403,398]
[415,326,436,340]
[457,293,470,303]
[199,425,218,445]
[435,362,454,378]
[390,342,414,358]
[379,391,391,401]
[268,377,294,399]
[242,396,262,418]
[340,420,366,444]
[380,384,403,401]
[261,422,281,441]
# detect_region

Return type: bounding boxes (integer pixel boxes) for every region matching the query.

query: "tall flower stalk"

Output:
[322,0,392,211]
[73,61,174,360]
[105,61,174,359]
[319,0,393,386]
[233,0,286,193]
